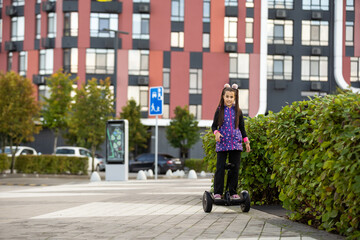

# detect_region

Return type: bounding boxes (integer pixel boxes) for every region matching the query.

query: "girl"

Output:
[211,83,251,200]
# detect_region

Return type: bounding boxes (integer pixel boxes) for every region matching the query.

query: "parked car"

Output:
[54,146,103,172]
[0,146,38,157]
[129,153,183,174]
[94,153,106,172]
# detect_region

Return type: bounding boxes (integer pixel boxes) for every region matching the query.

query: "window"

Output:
[90,13,118,38]
[225,0,237,6]
[7,52,12,72]
[345,22,354,46]
[224,17,237,42]
[63,48,78,73]
[132,14,150,39]
[246,0,254,8]
[189,105,202,120]
[350,57,360,82]
[245,18,253,43]
[203,33,210,48]
[39,49,54,75]
[36,14,41,39]
[19,51,27,76]
[203,0,210,22]
[302,0,329,10]
[302,20,328,46]
[267,55,292,80]
[171,32,184,48]
[189,69,202,94]
[38,85,51,102]
[12,0,24,6]
[47,13,56,38]
[239,89,249,115]
[86,49,114,74]
[229,53,249,78]
[163,68,170,93]
[268,19,293,44]
[11,16,25,41]
[128,50,149,76]
[128,86,148,112]
[163,104,170,119]
[268,0,293,9]
[301,56,328,81]
[64,12,78,37]
[171,0,184,21]
[0,0,2,8]
[346,0,354,10]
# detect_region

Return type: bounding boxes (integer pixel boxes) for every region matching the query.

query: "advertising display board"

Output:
[105,120,128,181]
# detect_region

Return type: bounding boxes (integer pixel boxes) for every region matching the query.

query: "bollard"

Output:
[188,169,197,179]
[165,169,173,177]
[200,171,206,177]
[137,170,147,180]
[146,169,154,177]
[90,171,101,182]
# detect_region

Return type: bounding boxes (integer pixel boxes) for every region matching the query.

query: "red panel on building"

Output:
[253,0,261,54]
[237,0,246,53]
[27,50,39,99]
[148,51,163,118]
[119,0,132,50]
[343,57,351,84]
[170,52,189,118]
[53,48,63,73]
[117,50,129,115]
[24,0,36,51]
[150,1,171,51]
[202,52,229,120]
[77,48,86,87]
[55,0,64,49]
[184,0,202,52]
[78,1,90,48]
[249,54,260,117]
[210,0,225,53]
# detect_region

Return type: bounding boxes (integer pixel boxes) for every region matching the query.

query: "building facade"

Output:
[0,0,359,157]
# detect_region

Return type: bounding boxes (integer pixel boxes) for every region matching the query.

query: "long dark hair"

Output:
[217,87,242,129]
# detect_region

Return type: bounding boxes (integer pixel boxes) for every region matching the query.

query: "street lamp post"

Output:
[102,28,129,115]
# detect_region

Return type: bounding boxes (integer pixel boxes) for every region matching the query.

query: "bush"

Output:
[0,154,10,173]
[15,155,88,175]
[185,158,207,172]
[269,91,360,238]
[202,91,360,238]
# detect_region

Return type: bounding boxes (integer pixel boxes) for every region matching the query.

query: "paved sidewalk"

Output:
[0,178,343,240]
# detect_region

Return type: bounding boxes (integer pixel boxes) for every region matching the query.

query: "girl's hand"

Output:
[215,132,223,142]
[245,142,251,152]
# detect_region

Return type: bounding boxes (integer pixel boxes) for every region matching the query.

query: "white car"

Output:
[1,146,38,157]
[54,146,103,172]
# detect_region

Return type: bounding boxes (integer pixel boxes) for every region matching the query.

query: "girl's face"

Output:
[223,90,235,107]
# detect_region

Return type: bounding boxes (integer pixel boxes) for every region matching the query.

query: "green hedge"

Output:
[14,155,88,175]
[202,91,360,238]
[185,158,208,172]
[0,154,10,173]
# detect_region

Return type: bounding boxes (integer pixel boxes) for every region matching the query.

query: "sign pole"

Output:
[155,115,158,180]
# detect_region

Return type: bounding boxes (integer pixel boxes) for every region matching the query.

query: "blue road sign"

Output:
[149,87,163,116]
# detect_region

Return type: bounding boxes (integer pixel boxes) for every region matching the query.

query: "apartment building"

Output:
[0,0,359,157]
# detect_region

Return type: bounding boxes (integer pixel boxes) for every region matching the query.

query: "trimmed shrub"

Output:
[15,155,88,175]
[185,158,207,172]
[0,154,10,173]
[269,92,360,237]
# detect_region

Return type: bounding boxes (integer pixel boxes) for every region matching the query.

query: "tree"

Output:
[119,99,150,158]
[42,69,75,153]
[0,71,41,173]
[66,77,114,172]
[166,106,200,159]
